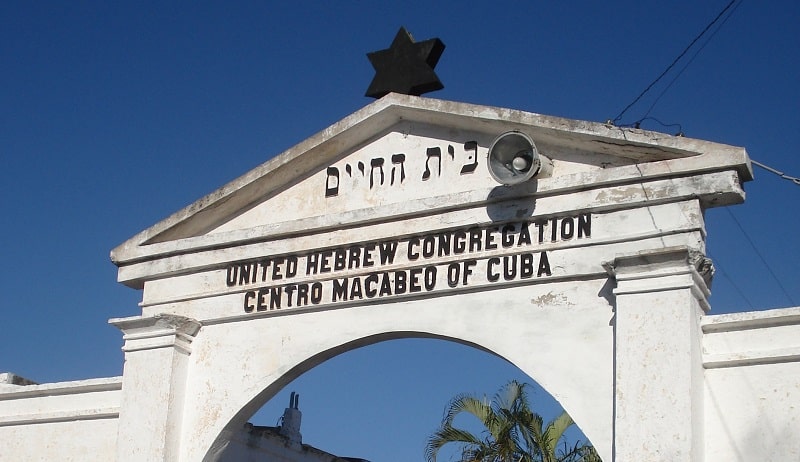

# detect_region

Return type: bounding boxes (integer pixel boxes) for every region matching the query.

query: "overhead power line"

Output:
[725,208,797,306]
[752,159,800,186]
[612,0,740,125]
[639,0,743,123]
[711,258,756,310]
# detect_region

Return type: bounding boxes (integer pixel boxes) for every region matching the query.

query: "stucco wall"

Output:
[0,376,121,461]
[702,308,800,461]
[1,418,118,461]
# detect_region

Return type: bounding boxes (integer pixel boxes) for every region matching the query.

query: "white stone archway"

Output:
[4,94,800,462]
[186,281,614,461]
[105,94,760,462]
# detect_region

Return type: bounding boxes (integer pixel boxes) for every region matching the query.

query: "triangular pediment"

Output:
[111,93,750,288]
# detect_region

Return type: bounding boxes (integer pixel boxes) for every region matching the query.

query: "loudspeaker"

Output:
[487,131,552,185]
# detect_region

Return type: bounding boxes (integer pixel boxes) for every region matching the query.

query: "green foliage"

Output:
[425,381,600,462]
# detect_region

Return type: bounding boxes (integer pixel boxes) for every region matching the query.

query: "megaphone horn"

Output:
[487,131,553,185]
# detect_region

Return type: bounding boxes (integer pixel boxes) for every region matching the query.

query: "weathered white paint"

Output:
[1,94,798,462]
[0,376,121,461]
[702,308,800,461]
[605,247,710,461]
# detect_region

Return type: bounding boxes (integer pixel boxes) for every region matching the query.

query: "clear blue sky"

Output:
[2,1,798,461]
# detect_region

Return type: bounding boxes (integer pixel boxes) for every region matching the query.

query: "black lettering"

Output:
[535,219,547,243]
[296,284,309,306]
[550,217,558,242]
[424,266,437,291]
[350,278,363,300]
[286,256,298,278]
[227,266,238,287]
[363,243,376,267]
[332,279,348,302]
[378,241,398,265]
[469,228,482,252]
[272,257,284,280]
[422,147,442,180]
[365,274,379,298]
[270,287,282,310]
[454,230,467,254]
[390,154,406,185]
[370,158,385,189]
[560,217,575,240]
[463,259,477,285]
[518,223,532,246]
[257,287,270,311]
[311,282,323,304]
[460,141,478,174]
[379,272,393,296]
[485,227,498,250]
[259,259,270,282]
[334,249,347,271]
[537,251,552,277]
[239,263,252,285]
[487,258,500,282]
[284,285,296,307]
[422,236,435,258]
[438,233,451,257]
[408,237,420,260]
[394,271,407,294]
[320,251,332,273]
[306,253,320,275]
[578,213,591,238]
[325,166,340,197]
[348,246,361,269]
[501,224,516,247]
[244,290,255,312]
[447,263,460,288]
[504,255,517,281]
[410,268,423,292]
[520,253,534,278]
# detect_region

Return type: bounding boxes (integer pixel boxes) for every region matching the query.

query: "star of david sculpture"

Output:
[365,27,445,99]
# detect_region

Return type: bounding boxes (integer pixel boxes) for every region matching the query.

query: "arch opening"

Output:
[207,334,599,462]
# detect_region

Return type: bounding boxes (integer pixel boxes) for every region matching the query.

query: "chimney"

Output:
[279,392,302,449]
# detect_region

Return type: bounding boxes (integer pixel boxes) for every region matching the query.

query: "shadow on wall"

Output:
[486,183,537,222]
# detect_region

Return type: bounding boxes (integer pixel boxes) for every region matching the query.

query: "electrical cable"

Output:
[752,159,800,186]
[612,0,739,125]
[640,0,744,122]
[604,0,799,310]
[710,255,756,310]
[724,207,797,306]
[628,117,683,134]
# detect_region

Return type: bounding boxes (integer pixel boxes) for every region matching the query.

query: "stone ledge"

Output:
[0,407,120,427]
[702,307,800,369]
[0,376,122,400]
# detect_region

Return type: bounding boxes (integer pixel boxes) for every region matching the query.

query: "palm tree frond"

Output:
[425,425,483,462]
[425,381,599,462]
[543,411,574,452]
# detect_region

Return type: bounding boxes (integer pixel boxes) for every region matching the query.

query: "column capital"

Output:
[109,314,202,355]
[603,246,713,312]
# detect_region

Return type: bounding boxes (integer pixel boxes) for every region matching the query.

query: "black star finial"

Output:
[365,27,445,99]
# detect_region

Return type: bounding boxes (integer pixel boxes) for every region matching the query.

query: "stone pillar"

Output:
[110,314,201,462]
[604,246,711,462]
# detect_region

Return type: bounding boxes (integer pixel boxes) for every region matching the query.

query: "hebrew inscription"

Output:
[325,141,479,197]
